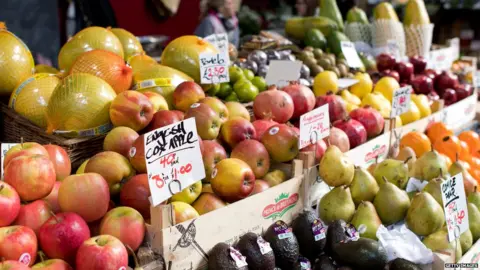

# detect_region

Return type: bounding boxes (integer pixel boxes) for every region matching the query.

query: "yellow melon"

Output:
[110,28,143,61]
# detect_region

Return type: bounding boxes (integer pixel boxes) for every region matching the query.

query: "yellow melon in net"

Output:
[161,35,218,82]
[70,49,133,94]
[110,28,144,61]
[0,23,34,95]
[46,73,117,135]
[35,64,59,74]
[8,73,60,128]
[58,26,124,72]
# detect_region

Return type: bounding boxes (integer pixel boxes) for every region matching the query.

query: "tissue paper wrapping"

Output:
[372,19,406,57]
[405,23,435,58]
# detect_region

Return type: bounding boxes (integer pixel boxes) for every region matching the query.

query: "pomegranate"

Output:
[349,106,385,138]
[252,119,278,140]
[301,139,327,162]
[434,71,459,96]
[333,117,367,149]
[253,88,294,123]
[329,127,350,152]
[315,91,347,123]
[282,81,315,119]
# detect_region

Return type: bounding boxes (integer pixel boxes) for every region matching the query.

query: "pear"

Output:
[350,166,379,205]
[395,146,416,170]
[367,156,379,175]
[468,203,480,241]
[422,228,462,260]
[406,192,445,236]
[449,159,478,195]
[460,229,473,254]
[423,175,444,205]
[318,185,355,224]
[350,201,381,240]
[411,150,448,181]
[373,158,410,189]
[319,145,354,187]
[373,177,411,225]
[404,0,430,26]
[468,187,480,210]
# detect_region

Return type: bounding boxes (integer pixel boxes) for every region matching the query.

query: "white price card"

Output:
[265,60,302,88]
[441,173,469,242]
[199,52,230,84]
[204,33,229,56]
[340,41,363,68]
[144,118,205,206]
[1,143,18,178]
[337,78,359,89]
[390,86,412,118]
[299,104,330,149]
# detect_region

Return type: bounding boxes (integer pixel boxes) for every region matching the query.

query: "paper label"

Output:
[144,118,205,206]
[299,104,330,149]
[204,33,229,56]
[341,41,363,68]
[229,247,248,268]
[199,52,229,84]
[390,86,412,118]
[441,173,469,242]
[344,224,360,242]
[407,177,429,193]
[298,257,312,270]
[337,78,359,89]
[18,253,31,265]
[273,220,293,239]
[265,60,302,88]
[1,143,18,178]
[312,219,327,241]
[256,236,272,255]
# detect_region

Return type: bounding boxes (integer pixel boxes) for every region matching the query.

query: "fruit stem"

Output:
[382,176,388,184]
[404,156,412,164]
[0,185,3,192]
[20,137,24,148]
[475,186,477,193]
[38,251,46,262]
[443,136,450,142]
[50,211,59,223]
[456,152,459,162]
[125,245,140,268]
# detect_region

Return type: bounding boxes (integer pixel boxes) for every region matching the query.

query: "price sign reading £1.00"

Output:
[299,104,330,149]
[144,118,205,206]
[390,86,412,118]
[199,52,229,84]
[441,173,469,242]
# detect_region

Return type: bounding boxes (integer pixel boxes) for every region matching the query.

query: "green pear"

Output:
[411,150,448,181]
[373,159,409,189]
[395,146,416,170]
[318,185,355,224]
[350,166,379,205]
[468,203,480,241]
[460,229,473,254]
[406,192,445,236]
[319,145,354,187]
[373,177,411,225]
[351,201,381,240]
[468,188,480,210]
[422,228,462,260]
[423,177,444,205]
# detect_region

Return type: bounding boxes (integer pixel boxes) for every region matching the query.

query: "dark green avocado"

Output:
[388,258,422,270]
[291,210,326,261]
[236,232,275,270]
[264,220,300,269]
[332,237,388,270]
[313,254,336,270]
[208,242,249,270]
[325,219,349,255]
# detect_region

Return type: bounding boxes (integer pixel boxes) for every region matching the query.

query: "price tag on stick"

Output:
[199,52,230,84]
[340,41,363,68]
[390,86,412,118]
[441,173,469,242]
[299,104,330,149]
[265,60,302,88]
[144,118,205,206]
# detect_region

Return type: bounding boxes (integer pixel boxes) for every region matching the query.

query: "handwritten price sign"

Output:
[204,33,229,55]
[441,173,469,242]
[340,41,363,68]
[390,86,412,118]
[299,104,330,149]
[1,143,18,178]
[199,52,229,84]
[144,118,205,206]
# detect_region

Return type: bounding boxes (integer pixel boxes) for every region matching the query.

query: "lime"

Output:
[235,82,259,102]
[206,83,221,96]
[217,83,233,99]
[229,66,244,83]
[233,78,251,93]
[225,92,239,102]
[251,76,267,92]
[242,68,255,81]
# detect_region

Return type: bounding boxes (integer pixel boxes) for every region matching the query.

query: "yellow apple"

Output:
[170,181,202,204]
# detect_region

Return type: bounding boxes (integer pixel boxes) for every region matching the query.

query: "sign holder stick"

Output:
[388,118,397,158]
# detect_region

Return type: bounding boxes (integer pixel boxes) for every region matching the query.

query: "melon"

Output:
[46,73,117,135]
[111,28,144,61]
[0,23,34,95]
[58,26,124,72]
[8,73,60,128]
[160,35,218,83]
[70,49,133,94]
[35,64,59,74]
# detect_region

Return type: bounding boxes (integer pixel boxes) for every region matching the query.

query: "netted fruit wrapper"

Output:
[345,22,372,53]
[372,19,406,57]
[405,23,434,58]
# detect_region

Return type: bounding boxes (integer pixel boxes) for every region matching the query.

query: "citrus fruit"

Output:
[251,76,267,91]
[128,53,157,74]
[399,101,421,125]
[217,83,233,99]
[242,69,255,81]
[225,92,239,102]
[313,71,338,96]
[350,72,373,99]
[373,76,400,102]
[229,66,244,83]
[236,82,259,102]
[110,28,144,61]
[206,83,221,96]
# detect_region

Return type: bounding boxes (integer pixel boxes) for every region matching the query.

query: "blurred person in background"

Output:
[195,0,240,47]
[295,0,318,16]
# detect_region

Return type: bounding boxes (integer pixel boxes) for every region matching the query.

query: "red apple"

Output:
[0,226,37,266]
[443,88,458,106]
[14,200,53,237]
[315,91,347,123]
[423,69,441,80]
[220,117,256,148]
[32,259,73,270]
[261,124,299,163]
[252,119,278,141]
[39,212,90,264]
[173,81,206,112]
[349,106,385,138]
[99,207,145,251]
[146,110,182,132]
[184,103,221,140]
[200,97,229,124]
[129,135,146,173]
[191,193,226,215]
[171,110,185,120]
[300,139,327,162]
[225,101,251,121]
[43,182,61,214]
[231,140,270,178]
[201,140,227,183]
[109,90,154,131]
[411,75,434,95]
[282,81,315,119]
[58,173,110,222]
[210,158,255,202]
[0,182,20,227]
[3,142,48,170]
[103,126,139,158]
[142,91,168,112]
[0,260,31,270]
[455,83,473,101]
[380,69,400,82]
[171,201,200,224]
[43,145,71,181]
[333,117,367,149]
[75,235,128,270]
[251,180,270,195]
[394,62,414,83]
[253,89,294,123]
[427,91,440,103]
[409,55,427,74]
[4,155,56,201]
[376,53,396,72]
[435,71,459,96]
[120,174,151,219]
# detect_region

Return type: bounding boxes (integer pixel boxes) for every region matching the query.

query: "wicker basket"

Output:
[0,101,105,169]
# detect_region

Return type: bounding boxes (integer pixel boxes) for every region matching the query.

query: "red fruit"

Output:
[423,69,441,80]
[171,110,185,120]
[300,139,327,162]
[380,69,400,82]
[394,62,414,83]
[201,140,227,183]
[329,127,350,152]
[109,90,155,131]
[120,174,151,219]
[409,55,427,74]
[376,53,396,72]
[349,106,385,138]
[43,145,71,181]
[411,75,434,95]
[231,140,271,179]
[14,200,53,237]
[129,135,146,173]
[455,84,473,101]
[261,124,299,163]
[0,225,37,266]
[443,88,458,106]
[253,88,294,123]
[0,182,20,227]
[173,81,206,112]
[252,119,277,140]
[146,110,182,132]
[435,71,459,96]
[315,91,347,123]
[220,118,256,148]
[333,117,367,149]
[427,91,440,103]
[75,235,128,270]
[282,81,315,119]
[0,260,31,270]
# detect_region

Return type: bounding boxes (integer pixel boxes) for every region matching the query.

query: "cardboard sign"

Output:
[390,86,412,118]
[199,52,229,84]
[340,41,363,68]
[441,173,469,242]
[1,143,18,178]
[299,104,330,149]
[144,118,205,206]
[265,60,302,88]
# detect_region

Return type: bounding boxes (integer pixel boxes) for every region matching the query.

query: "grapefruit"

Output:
[128,53,157,76]
[9,73,61,128]
[110,28,144,61]
[35,64,59,74]
[46,73,117,135]
[70,49,133,94]
[0,22,34,95]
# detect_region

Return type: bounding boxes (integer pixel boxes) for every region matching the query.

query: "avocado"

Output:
[326,31,350,56]
[285,16,338,41]
[319,0,344,32]
[293,256,312,270]
[332,238,388,270]
[264,220,300,269]
[304,29,327,50]
[291,210,326,261]
[337,267,354,270]
[325,220,350,254]
[208,242,249,270]
[313,254,336,270]
[346,7,369,24]
[388,258,422,270]
[236,232,275,270]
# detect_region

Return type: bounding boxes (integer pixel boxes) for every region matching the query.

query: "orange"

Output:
[433,135,461,163]
[459,140,471,161]
[400,131,431,157]
[459,131,480,155]
[425,122,453,145]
